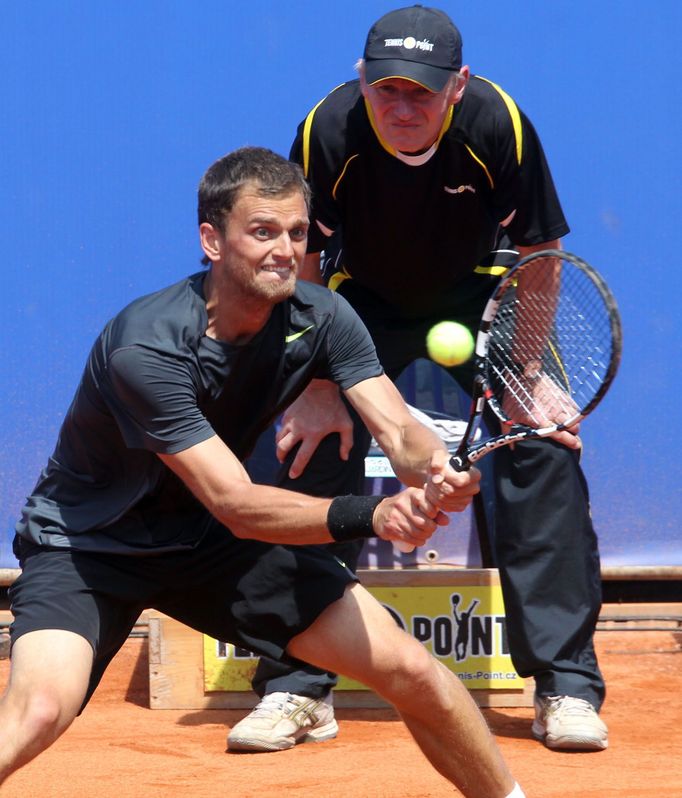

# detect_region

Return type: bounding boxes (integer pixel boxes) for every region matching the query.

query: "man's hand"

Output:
[503,371,582,450]
[372,487,450,550]
[424,449,481,512]
[276,380,354,478]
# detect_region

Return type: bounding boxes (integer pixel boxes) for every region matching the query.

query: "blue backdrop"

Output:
[2,1,681,568]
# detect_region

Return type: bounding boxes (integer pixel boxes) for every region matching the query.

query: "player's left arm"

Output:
[503,239,582,449]
[497,96,579,445]
[514,239,560,259]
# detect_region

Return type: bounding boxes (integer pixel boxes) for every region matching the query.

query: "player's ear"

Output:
[357,60,369,96]
[199,223,224,264]
[449,66,470,106]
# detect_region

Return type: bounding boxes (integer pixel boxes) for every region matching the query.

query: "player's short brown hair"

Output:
[198,146,311,233]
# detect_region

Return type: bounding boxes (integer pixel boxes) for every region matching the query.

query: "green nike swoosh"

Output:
[285,324,315,344]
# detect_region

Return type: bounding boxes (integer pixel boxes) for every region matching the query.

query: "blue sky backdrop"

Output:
[1,1,681,567]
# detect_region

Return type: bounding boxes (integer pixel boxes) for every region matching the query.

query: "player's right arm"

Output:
[103,338,423,545]
[158,435,447,549]
[275,377,354,478]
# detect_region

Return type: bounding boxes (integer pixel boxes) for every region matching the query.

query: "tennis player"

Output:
[3,147,526,798]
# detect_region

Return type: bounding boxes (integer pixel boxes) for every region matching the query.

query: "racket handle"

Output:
[395,541,416,553]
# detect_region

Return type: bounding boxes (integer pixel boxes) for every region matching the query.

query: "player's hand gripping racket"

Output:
[399,249,622,553]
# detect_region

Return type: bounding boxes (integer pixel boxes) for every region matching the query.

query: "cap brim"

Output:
[364,58,453,92]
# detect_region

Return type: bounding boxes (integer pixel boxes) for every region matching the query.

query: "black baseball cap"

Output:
[363,5,463,92]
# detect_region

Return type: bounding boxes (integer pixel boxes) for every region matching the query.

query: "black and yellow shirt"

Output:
[291,76,569,318]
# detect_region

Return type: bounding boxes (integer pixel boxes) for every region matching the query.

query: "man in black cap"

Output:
[228,5,608,755]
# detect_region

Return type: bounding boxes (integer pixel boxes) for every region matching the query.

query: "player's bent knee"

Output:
[1,678,85,744]
[370,634,446,705]
[15,688,71,742]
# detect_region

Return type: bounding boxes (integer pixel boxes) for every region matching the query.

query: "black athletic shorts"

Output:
[9,522,357,709]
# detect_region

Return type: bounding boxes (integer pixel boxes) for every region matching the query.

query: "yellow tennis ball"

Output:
[426,321,474,367]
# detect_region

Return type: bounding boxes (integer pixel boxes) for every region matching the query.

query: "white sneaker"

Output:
[532,695,608,751]
[227,692,338,752]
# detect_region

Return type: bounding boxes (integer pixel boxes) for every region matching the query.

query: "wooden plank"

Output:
[358,567,500,587]
[149,615,206,710]
[0,570,20,587]
[596,602,682,632]
[0,610,11,658]
[333,685,535,709]
[597,602,682,618]
[601,566,682,580]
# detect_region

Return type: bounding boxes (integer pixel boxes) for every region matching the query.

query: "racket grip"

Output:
[449,453,470,472]
[395,541,416,553]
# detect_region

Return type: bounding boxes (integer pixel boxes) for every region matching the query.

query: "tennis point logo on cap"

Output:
[384,36,435,52]
[363,6,463,92]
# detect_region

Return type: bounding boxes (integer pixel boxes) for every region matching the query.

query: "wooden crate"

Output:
[149,568,533,710]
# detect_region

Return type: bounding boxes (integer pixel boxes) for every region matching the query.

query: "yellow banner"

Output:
[204,584,524,692]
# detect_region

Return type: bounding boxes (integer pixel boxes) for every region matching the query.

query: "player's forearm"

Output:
[515,239,561,261]
[210,483,338,544]
[159,437,443,548]
[159,441,337,544]
[209,483,405,547]
[381,423,447,489]
[512,240,561,367]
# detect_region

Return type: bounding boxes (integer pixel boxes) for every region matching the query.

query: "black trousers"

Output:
[253,274,605,709]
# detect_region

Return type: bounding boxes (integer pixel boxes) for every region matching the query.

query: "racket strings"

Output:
[486,258,617,428]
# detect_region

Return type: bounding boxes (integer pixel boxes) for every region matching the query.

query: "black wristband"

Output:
[327,495,386,542]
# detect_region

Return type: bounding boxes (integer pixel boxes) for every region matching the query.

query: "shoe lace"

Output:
[546,696,596,718]
[249,692,298,719]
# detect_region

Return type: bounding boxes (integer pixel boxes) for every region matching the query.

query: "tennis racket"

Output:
[449,249,622,471]
[399,249,622,553]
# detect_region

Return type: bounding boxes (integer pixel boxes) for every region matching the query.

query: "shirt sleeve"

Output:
[103,345,215,454]
[488,104,570,246]
[324,293,384,390]
[290,102,341,254]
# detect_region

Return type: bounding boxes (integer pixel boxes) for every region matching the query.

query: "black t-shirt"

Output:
[16,272,382,553]
[290,76,569,318]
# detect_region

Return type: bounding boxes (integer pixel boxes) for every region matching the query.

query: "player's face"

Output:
[362,76,462,154]
[212,184,309,304]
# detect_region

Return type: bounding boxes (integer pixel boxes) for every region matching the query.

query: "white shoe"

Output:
[227,692,338,752]
[532,695,608,751]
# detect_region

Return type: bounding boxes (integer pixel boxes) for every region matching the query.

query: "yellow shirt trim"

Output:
[332,154,360,200]
[327,270,350,292]
[464,145,494,190]
[476,76,523,165]
[473,264,510,276]
[301,83,345,177]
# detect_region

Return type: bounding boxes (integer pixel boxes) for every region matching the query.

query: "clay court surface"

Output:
[1,619,680,797]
